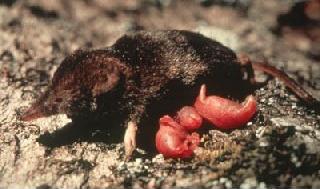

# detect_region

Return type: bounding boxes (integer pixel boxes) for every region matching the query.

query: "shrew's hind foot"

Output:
[124,121,138,161]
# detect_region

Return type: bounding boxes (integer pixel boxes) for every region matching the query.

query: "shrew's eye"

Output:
[56,98,63,103]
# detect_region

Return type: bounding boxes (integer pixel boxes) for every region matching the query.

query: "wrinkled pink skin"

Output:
[194,85,257,130]
[176,106,203,131]
[155,115,200,158]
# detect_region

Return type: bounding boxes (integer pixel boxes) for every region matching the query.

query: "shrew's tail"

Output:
[252,62,319,107]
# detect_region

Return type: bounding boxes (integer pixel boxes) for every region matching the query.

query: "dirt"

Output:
[0,0,319,188]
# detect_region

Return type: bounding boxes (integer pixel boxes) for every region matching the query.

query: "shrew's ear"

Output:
[89,57,123,97]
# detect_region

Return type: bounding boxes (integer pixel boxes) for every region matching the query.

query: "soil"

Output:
[0,0,319,188]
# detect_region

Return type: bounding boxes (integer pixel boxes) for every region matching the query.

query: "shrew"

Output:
[21,30,318,160]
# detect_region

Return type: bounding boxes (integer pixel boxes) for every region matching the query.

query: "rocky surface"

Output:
[0,0,319,188]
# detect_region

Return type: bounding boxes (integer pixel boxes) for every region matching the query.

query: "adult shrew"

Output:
[21,30,317,159]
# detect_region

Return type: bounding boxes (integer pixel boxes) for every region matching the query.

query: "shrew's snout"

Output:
[20,104,45,121]
[20,90,55,121]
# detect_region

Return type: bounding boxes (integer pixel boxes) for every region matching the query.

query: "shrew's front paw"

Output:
[124,121,137,161]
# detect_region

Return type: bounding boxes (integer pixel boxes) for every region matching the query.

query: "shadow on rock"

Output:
[37,117,124,149]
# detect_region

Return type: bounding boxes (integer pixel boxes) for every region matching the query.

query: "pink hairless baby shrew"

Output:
[194,84,257,130]
[20,30,318,160]
[156,115,200,158]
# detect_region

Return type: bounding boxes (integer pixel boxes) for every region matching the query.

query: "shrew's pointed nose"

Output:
[20,104,45,121]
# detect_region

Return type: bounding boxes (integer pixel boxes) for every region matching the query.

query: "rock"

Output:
[240,177,257,189]
[271,117,300,127]
[195,25,241,51]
